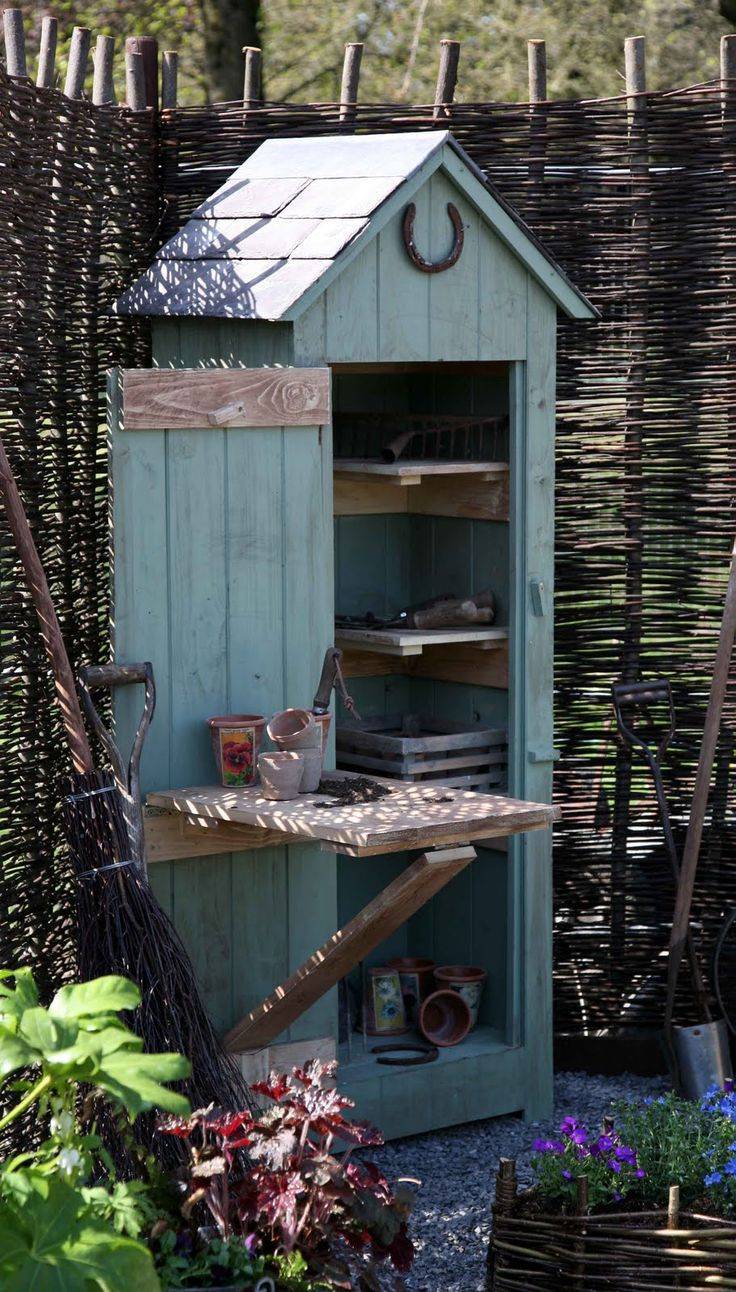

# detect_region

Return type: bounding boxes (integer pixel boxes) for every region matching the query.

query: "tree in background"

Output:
[6,0,734,105]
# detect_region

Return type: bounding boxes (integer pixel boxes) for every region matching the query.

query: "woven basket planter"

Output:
[487,1160,736,1291]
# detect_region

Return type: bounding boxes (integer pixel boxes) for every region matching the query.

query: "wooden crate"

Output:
[336,714,508,791]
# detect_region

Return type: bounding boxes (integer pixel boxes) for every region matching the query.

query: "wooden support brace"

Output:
[225,844,477,1051]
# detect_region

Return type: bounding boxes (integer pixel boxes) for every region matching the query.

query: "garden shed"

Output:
[112,129,595,1138]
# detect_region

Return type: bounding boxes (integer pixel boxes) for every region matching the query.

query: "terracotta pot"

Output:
[363,966,408,1036]
[387,957,436,1025]
[208,715,265,787]
[419,989,472,1047]
[258,751,304,801]
[433,964,487,1029]
[299,745,323,793]
[267,708,321,750]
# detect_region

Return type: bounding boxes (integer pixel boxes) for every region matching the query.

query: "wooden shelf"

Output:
[146,774,555,860]
[335,626,507,657]
[334,459,509,520]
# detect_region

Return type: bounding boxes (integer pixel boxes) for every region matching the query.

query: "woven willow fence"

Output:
[160,87,736,1041]
[2,60,736,1047]
[0,69,157,1002]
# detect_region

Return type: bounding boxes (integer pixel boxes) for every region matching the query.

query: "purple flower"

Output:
[726,1078,734,1094]
[569,1127,589,1146]
[614,1145,637,1165]
[635,1169,646,1179]
[244,1233,259,1255]
[613,1191,622,1202]
[532,1138,564,1154]
[562,1169,573,1180]
[724,1158,736,1177]
[705,1170,724,1187]
[596,1135,615,1153]
[608,1158,623,1174]
[560,1116,585,1137]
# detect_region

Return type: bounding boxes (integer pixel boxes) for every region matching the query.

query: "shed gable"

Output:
[114,131,595,324]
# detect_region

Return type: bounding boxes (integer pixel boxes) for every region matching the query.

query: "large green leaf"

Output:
[0,970,39,1022]
[61,1221,160,1292]
[96,1051,190,1116]
[19,1009,75,1059]
[0,1179,159,1292]
[50,978,141,1021]
[0,1031,35,1079]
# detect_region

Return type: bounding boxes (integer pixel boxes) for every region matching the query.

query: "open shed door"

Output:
[109,365,333,797]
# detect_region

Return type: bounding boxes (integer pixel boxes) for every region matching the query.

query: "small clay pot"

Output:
[299,745,323,793]
[419,989,472,1048]
[208,715,266,787]
[258,751,305,801]
[267,708,321,750]
[387,957,436,1025]
[434,964,487,1029]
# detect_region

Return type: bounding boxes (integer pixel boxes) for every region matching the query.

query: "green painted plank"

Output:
[324,239,379,363]
[376,199,430,362]
[172,855,233,1033]
[428,170,480,362]
[286,844,338,1043]
[231,847,289,1024]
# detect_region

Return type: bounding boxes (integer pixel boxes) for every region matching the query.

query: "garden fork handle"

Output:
[77,662,156,870]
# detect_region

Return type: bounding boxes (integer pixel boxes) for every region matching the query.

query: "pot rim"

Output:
[208,714,266,728]
[419,988,472,1047]
[434,964,487,981]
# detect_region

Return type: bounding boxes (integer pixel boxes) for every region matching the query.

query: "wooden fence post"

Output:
[126,35,158,109]
[610,34,649,990]
[433,38,460,118]
[162,49,178,109]
[528,37,546,101]
[126,50,147,111]
[339,42,363,120]
[36,15,57,88]
[92,34,115,106]
[242,45,262,104]
[3,8,27,78]
[64,26,91,99]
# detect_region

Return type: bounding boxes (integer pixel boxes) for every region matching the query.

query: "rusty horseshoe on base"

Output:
[402,201,465,273]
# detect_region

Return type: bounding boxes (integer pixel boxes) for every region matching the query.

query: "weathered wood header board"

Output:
[111,129,593,1141]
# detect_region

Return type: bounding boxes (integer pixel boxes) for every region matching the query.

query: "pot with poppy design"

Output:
[363,967,408,1037]
[208,715,266,787]
[419,989,472,1048]
[433,964,487,1029]
[387,957,436,1026]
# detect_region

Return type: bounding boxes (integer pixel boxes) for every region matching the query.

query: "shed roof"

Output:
[115,131,596,322]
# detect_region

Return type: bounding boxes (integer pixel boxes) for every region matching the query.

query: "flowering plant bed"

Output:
[487,1088,736,1291]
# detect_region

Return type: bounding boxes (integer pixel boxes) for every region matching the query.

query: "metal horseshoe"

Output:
[402,201,465,273]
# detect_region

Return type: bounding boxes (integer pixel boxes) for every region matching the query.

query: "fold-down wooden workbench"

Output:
[147,778,558,1051]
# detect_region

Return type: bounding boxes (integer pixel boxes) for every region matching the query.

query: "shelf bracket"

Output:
[224,844,477,1052]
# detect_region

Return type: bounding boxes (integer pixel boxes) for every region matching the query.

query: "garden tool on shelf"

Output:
[612,678,731,1096]
[336,587,496,632]
[0,429,254,1162]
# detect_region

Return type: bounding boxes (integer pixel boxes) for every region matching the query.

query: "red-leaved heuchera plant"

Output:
[158,1059,414,1290]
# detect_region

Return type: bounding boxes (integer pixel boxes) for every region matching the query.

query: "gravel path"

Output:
[370,1070,667,1292]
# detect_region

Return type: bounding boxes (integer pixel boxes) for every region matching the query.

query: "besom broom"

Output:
[0,432,255,1154]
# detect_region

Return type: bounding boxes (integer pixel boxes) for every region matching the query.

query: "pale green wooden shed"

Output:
[112,130,594,1137]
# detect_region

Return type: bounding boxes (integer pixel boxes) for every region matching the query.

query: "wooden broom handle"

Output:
[665,537,736,1028]
[0,436,93,774]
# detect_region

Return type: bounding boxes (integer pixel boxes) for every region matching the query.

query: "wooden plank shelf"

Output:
[146,774,556,860]
[334,459,509,520]
[335,626,508,657]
